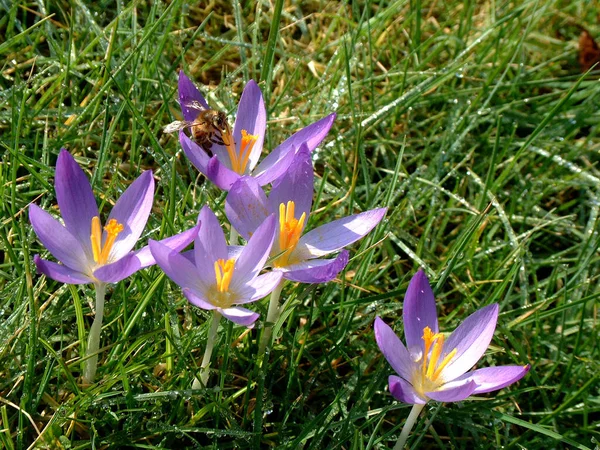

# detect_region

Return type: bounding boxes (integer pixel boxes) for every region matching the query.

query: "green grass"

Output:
[1,0,599,448]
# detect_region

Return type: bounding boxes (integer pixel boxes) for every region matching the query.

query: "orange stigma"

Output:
[274,201,306,267]
[420,326,457,383]
[214,258,235,293]
[225,129,257,174]
[90,217,124,265]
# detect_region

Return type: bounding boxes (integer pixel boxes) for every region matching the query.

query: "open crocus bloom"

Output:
[149,206,283,326]
[225,144,387,283]
[30,149,199,285]
[177,71,336,190]
[374,270,530,404]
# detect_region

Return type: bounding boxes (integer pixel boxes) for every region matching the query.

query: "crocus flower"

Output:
[374,270,530,404]
[29,149,199,285]
[177,71,336,190]
[149,205,282,326]
[225,144,387,283]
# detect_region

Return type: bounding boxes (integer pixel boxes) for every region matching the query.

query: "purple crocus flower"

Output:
[29,149,199,285]
[375,270,530,404]
[177,71,336,190]
[225,144,387,283]
[149,206,283,327]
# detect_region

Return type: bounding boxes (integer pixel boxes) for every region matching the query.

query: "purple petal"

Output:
[54,149,99,257]
[183,288,217,311]
[219,306,259,327]
[225,177,270,240]
[253,113,336,178]
[389,375,426,404]
[195,206,228,287]
[268,144,314,221]
[293,208,387,260]
[253,145,296,186]
[235,271,283,303]
[180,131,211,175]
[374,317,414,381]
[232,80,266,173]
[34,255,93,285]
[29,204,90,272]
[280,251,349,283]
[403,270,439,353]
[206,155,241,191]
[107,171,154,260]
[230,215,276,284]
[426,381,477,403]
[178,71,209,121]
[93,253,141,283]
[448,365,531,395]
[134,223,201,268]
[149,240,204,292]
[440,304,499,381]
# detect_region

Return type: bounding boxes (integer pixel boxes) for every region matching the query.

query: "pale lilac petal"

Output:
[232,80,266,173]
[403,270,439,352]
[230,215,276,284]
[268,145,313,221]
[253,144,296,186]
[133,223,201,268]
[93,253,141,283]
[225,177,270,240]
[374,317,414,381]
[426,380,477,402]
[206,156,241,191]
[440,304,499,381]
[178,71,209,121]
[389,376,426,404]
[219,306,259,327]
[149,240,205,292]
[34,255,93,285]
[235,272,283,303]
[107,171,154,260]
[293,208,387,260]
[182,288,217,311]
[29,204,90,271]
[194,206,228,287]
[253,113,336,177]
[180,131,211,174]
[227,245,244,260]
[54,149,98,257]
[280,251,349,283]
[448,365,530,395]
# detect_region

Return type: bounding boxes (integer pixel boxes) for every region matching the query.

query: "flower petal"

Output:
[54,149,99,257]
[183,287,217,311]
[267,144,313,222]
[403,270,439,352]
[447,365,530,395]
[133,223,201,268]
[195,206,228,287]
[293,208,387,260]
[374,317,414,381]
[231,215,276,284]
[149,240,204,292]
[235,271,283,303]
[279,251,349,283]
[93,253,141,284]
[253,144,296,186]
[180,131,212,175]
[253,113,336,179]
[29,204,90,272]
[219,306,259,327]
[225,177,270,240]
[178,71,209,121]
[206,155,241,191]
[389,375,426,404]
[107,170,154,260]
[232,80,266,173]
[33,255,93,285]
[426,380,477,403]
[440,303,499,381]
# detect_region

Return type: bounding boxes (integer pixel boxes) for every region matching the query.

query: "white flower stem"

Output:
[394,403,425,450]
[192,311,221,389]
[257,280,285,362]
[83,282,106,384]
[229,227,239,245]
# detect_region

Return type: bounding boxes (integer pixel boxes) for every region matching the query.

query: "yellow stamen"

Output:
[431,348,457,381]
[274,201,306,267]
[417,327,458,388]
[90,217,124,265]
[214,258,235,293]
[224,129,258,174]
[426,334,445,379]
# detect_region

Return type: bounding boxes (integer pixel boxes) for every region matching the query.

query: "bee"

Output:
[164,101,231,152]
